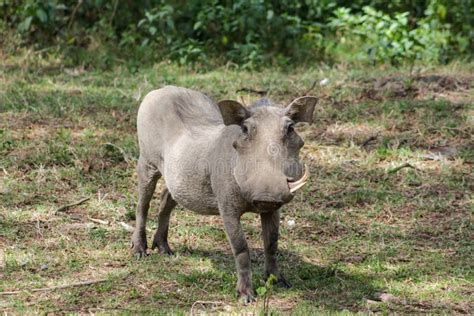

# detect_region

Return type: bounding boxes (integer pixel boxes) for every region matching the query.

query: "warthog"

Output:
[132,85,317,302]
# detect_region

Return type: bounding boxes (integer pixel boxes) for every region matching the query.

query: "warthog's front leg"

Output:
[261,210,291,288]
[222,214,254,303]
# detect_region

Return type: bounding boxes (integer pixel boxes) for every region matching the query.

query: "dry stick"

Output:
[56,197,91,213]
[388,163,415,174]
[88,217,109,225]
[103,142,132,164]
[236,87,267,95]
[239,95,247,106]
[119,221,134,233]
[361,133,379,148]
[110,0,119,26]
[302,80,317,96]
[0,279,107,296]
[67,0,84,31]
[190,301,224,315]
[43,307,142,314]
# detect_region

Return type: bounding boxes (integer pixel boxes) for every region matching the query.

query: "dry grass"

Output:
[1,55,473,314]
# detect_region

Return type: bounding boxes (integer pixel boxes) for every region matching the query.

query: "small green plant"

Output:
[0,129,15,156]
[256,274,277,315]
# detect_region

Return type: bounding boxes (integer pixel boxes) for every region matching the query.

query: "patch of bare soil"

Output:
[363,75,473,102]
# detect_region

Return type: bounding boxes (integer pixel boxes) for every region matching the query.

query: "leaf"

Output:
[145,11,154,21]
[376,21,385,30]
[36,8,48,23]
[18,16,33,32]
[266,274,278,287]
[137,19,146,28]
[437,5,447,20]
[193,21,202,31]
[267,10,274,20]
[256,286,267,297]
[221,35,228,46]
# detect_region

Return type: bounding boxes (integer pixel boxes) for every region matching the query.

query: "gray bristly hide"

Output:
[132,85,317,303]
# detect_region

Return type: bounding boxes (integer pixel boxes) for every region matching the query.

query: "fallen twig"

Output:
[0,278,107,295]
[302,80,317,96]
[236,87,267,95]
[239,95,247,106]
[56,197,91,213]
[119,221,134,232]
[361,134,379,148]
[110,0,119,26]
[388,163,415,174]
[88,217,109,225]
[103,142,132,164]
[190,301,225,315]
[67,0,84,31]
[43,307,142,314]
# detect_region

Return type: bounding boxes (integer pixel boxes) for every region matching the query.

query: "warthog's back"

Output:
[137,85,223,150]
[137,85,225,213]
[137,86,224,161]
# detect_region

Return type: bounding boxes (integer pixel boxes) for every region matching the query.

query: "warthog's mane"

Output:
[175,93,284,133]
[251,98,281,109]
[173,90,224,131]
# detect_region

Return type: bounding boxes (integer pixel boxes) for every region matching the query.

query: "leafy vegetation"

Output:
[330,4,453,65]
[1,0,473,67]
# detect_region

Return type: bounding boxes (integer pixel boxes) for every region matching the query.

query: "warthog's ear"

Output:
[217,100,251,125]
[285,96,318,124]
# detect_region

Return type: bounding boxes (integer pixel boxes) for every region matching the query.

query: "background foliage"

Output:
[1,0,473,67]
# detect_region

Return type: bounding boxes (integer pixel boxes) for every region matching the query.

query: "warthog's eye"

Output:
[241,123,249,135]
[286,123,295,135]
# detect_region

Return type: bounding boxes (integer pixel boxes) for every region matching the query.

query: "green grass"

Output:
[1,53,473,314]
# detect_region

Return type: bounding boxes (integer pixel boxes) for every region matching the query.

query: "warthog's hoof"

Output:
[131,234,148,258]
[151,239,174,256]
[131,244,148,258]
[275,277,292,288]
[265,273,292,289]
[237,288,255,305]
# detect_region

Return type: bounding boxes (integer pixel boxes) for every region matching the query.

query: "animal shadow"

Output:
[176,246,379,311]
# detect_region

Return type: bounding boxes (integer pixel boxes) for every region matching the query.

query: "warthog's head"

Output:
[218,96,317,211]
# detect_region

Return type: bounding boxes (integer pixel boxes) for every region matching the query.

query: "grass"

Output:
[1,52,473,314]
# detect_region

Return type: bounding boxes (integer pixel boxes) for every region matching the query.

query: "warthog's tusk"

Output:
[288,164,309,193]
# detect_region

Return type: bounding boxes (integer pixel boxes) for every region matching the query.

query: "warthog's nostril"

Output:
[252,200,284,211]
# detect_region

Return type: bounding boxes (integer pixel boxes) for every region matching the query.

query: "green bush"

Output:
[0,0,472,67]
[116,0,341,67]
[329,4,454,64]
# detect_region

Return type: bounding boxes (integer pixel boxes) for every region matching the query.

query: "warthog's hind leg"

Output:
[152,187,176,255]
[131,158,160,258]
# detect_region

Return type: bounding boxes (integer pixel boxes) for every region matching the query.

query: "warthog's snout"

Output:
[251,189,293,211]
